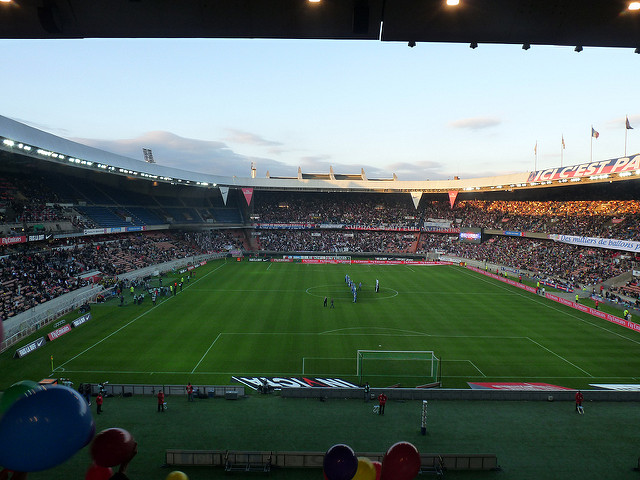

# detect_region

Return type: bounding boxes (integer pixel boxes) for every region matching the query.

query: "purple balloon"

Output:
[323,444,358,480]
[0,385,95,472]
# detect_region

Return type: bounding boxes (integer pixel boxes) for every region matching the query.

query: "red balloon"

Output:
[85,463,113,480]
[90,428,136,467]
[380,442,421,480]
[372,461,382,480]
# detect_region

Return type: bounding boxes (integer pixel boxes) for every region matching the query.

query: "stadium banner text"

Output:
[1,235,26,245]
[232,376,359,390]
[47,324,71,341]
[466,266,538,294]
[527,154,640,182]
[552,234,640,253]
[545,293,640,332]
[72,312,92,328]
[14,336,46,358]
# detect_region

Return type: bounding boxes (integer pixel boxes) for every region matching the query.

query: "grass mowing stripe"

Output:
[525,336,592,376]
[191,333,222,373]
[54,261,227,373]
[460,266,640,346]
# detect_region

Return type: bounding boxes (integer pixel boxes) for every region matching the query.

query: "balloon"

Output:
[166,471,189,480]
[90,428,136,468]
[323,444,358,480]
[85,463,113,480]
[0,380,42,415]
[353,457,377,480]
[380,442,421,480]
[0,385,95,472]
[373,461,382,480]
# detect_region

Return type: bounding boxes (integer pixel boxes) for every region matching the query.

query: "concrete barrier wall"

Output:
[93,383,244,398]
[165,449,498,471]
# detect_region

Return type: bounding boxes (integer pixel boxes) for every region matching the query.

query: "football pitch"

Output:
[3,259,640,390]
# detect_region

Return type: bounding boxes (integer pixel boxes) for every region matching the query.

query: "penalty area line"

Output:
[191,333,222,374]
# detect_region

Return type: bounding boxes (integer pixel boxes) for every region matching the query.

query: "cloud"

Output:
[384,160,447,180]
[605,115,640,129]
[67,130,465,181]
[449,117,501,130]
[70,131,262,177]
[10,117,72,137]
[224,129,283,147]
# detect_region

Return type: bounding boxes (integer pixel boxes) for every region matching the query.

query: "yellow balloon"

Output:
[165,471,188,480]
[352,457,376,480]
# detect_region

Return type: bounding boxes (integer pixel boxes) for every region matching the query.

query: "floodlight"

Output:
[629,2,640,11]
[446,0,460,5]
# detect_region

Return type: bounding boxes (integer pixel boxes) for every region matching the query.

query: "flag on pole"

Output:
[534,142,537,154]
[591,127,600,139]
[562,135,565,149]
[627,117,634,130]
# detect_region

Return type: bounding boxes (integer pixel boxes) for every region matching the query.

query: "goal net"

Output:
[356,350,440,386]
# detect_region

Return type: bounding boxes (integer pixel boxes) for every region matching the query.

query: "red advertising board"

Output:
[47,324,71,341]
[466,265,640,333]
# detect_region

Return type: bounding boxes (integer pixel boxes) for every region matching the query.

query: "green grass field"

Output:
[3,258,640,390]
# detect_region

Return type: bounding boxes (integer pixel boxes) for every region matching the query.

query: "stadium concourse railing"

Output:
[0,253,225,353]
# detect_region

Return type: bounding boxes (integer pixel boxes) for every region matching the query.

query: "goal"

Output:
[356,350,440,386]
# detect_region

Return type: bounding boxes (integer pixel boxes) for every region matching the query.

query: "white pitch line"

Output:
[460,268,640,346]
[55,369,640,380]
[468,360,486,377]
[55,261,226,371]
[526,337,592,376]
[56,305,159,371]
[444,359,486,377]
[191,333,222,373]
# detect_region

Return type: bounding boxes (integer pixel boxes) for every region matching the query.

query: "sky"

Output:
[2,37,638,181]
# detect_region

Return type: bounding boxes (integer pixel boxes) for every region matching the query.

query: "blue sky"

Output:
[2,38,638,180]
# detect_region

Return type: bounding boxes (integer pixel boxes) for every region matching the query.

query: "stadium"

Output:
[2,112,640,479]
[3,1,640,479]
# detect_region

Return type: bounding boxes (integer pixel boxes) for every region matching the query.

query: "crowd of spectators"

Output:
[253,193,640,240]
[4,178,640,319]
[0,231,242,322]
[428,235,632,289]
[257,230,415,253]
[183,230,244,253]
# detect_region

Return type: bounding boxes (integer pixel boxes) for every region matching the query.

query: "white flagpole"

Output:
[561,135,564,167]
[625,115,628,157]
[590,125,593,162]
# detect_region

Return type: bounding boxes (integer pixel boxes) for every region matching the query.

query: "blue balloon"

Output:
[323,444,358,480]
[0,385,95,472]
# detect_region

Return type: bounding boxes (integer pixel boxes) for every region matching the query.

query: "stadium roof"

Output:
[1,1,639,50]
[2,115,640,197]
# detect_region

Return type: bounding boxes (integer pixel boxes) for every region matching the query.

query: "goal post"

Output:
[356,350,440,386]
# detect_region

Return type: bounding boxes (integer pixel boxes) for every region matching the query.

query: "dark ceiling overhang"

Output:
[1,0,639,49]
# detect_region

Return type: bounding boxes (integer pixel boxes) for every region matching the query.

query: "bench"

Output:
[224,450,272,473]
